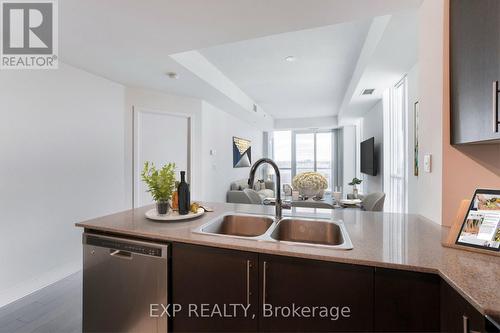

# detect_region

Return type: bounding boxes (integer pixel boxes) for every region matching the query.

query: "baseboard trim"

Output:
[0,261,82,308]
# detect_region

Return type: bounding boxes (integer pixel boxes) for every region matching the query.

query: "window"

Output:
[272,130,334,192]
[273,130,292,185]
[384,76,408,213]
[295,133,314,174]
[316,132,332,191]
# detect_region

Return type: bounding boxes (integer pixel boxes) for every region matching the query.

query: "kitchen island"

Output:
[76,202,500,332]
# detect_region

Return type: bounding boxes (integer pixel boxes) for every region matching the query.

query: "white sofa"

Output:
[226,179,275,204]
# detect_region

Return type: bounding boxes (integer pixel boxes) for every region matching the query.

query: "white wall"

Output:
[201,102,264,202]
[406,64,419,214]
[413,0,443,223]
[361,101,383,193]
[125,87,203,202]
[342,125,358,193]
[125,89,265,204]
[0,63,128,307]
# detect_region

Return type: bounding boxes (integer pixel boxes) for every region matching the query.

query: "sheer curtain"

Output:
[384,76,408,213]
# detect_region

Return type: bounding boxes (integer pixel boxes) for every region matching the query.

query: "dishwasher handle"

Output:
[110,249,133,259]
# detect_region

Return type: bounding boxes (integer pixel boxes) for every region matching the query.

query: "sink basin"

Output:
[270,218,351,249]
[194,213,352,250]
[198,214,274,237]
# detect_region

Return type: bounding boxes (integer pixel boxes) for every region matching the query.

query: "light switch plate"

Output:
[424,154,432,173]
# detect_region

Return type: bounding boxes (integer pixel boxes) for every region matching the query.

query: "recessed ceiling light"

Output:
[284,56,296,62]
[166,72,179,79]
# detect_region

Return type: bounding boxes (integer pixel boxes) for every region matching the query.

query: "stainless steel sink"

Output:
[194,213,353,250]
[195,214,275,238]
[270,218,345,246]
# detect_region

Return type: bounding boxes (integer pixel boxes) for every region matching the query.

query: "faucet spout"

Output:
[248,158,284,220]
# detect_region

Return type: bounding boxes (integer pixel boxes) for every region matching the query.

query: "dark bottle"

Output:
[177,171,190,215]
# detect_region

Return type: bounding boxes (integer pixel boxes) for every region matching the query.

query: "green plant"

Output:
[348,177,362,187]
[141,161,176,202]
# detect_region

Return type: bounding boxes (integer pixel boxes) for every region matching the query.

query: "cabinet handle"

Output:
[246,260,251,306]
[462,315,481,333]
[493,81,499,132]
[262,261,267,304]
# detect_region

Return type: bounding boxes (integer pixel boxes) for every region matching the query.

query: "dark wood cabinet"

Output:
[172,244,373,332]
[258,254,373,332]
[171,242,493,333]
[440,280,485,333]
[172,243,259,332]
[374,268,440,332]
[450,0,500,144]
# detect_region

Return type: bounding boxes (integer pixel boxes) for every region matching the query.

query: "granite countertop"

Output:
[75,202,500,320]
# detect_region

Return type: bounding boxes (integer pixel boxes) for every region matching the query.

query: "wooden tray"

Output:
[442,199,500,257]
[145,208,204,221]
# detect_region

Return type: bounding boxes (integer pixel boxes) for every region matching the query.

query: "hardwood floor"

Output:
[0,272,82,333]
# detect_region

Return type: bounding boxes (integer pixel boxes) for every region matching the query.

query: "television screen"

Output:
[361,137,376,176]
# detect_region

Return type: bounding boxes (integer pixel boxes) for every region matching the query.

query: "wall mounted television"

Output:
[361,137,377,176]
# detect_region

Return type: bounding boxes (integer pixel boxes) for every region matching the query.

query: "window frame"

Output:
[272,129,336,193]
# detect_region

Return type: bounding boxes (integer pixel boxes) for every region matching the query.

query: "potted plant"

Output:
[141,161,176,215]
[348,177,362,198]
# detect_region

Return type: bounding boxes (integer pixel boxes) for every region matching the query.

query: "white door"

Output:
[133,108,191,208]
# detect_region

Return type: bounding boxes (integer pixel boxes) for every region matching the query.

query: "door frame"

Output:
[132,106,194,208]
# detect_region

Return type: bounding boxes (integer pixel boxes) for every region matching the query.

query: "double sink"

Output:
[193,213,353,250]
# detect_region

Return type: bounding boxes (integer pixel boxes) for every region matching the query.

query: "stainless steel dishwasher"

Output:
[83,232,168,333]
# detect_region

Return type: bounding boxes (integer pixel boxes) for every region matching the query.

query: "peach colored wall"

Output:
[442,0,500,226]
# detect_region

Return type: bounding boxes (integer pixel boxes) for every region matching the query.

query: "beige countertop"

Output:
[76,202,500,320]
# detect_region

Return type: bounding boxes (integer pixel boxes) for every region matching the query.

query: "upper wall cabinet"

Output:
[450,0,500,144]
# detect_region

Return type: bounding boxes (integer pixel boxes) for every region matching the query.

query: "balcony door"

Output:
[273,130,334,192]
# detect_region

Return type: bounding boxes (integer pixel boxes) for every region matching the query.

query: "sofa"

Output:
[226,179,275,204]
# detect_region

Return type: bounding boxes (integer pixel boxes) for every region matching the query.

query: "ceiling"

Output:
[200,20,372,119]
[58,0,422,125]
[342,10,419,120]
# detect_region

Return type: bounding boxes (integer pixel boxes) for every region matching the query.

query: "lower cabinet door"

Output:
[259,254,374,332]
[172,243,258,332]
[440,279,485,333]
[374,268,440,332]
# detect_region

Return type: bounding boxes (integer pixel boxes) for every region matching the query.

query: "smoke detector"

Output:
[361,88,375,95]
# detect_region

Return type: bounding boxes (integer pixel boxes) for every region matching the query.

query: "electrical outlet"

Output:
[424,154,432,173]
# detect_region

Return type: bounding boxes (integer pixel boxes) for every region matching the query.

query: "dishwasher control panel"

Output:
[86,234,163,257]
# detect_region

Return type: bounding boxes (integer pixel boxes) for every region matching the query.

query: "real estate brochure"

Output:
[456,191,500,251]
